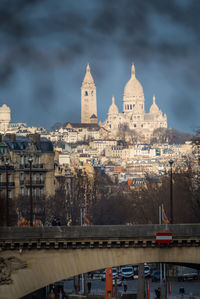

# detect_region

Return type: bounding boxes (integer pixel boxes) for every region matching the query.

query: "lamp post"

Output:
[5,159,9,226]
[29,157,33,227]
[169,159,174,224]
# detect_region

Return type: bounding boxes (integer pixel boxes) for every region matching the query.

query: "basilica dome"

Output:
[124,65,144,98]
[108,96,119,115]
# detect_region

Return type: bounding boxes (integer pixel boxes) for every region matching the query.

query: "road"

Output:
[63,278,200,298]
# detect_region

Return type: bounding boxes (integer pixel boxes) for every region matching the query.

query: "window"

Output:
[8,190,12,199]
[85,91,88,96]
[40,174,43,183]
[33,174,37,183]
[27,188,30,196]
[40,188,44,198]
[20,156,24,165]
[20,173,24,182]
[134,124,136,128]
[20,187,24,196]
[36,156,40,165]
[130,104,132,110]
[91,91,93,96]
[33,187,37,198]
[127,104,129,110]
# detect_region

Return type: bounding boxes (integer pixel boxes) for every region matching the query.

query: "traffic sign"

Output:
[156,232,172,243]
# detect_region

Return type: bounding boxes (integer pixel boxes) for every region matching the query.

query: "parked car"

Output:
[152,270,160,282]
[121,266,134,279]
[177,266,198,281]
[101,268,118,281]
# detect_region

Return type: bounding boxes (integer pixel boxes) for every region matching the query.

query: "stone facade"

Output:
[102,65,167,141]
[0,134,55,201]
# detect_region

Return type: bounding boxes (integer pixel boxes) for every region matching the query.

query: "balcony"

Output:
[0,182,15,187]
[19,164,44,171]
[25,180,45,186]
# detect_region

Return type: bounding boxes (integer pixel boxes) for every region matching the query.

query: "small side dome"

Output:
[108,96,119,115]
[150,96,159,114]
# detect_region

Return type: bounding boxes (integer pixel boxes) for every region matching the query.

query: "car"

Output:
[144,265,151,278]
[101,268,118,281]
[101,269,106,281]
[121,266,134,279]
[152,270,160,282]
[177,266,198,281]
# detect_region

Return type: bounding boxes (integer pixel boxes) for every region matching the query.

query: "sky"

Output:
[0,0,199,133]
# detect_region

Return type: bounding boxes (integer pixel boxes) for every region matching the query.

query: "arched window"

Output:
[85,91,88,96]
[127,104,129,110]
[130,104,132,110]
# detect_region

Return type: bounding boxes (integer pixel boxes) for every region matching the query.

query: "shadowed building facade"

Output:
[0,134,55,220]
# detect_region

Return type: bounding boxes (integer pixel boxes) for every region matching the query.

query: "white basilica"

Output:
[81,64,167,141]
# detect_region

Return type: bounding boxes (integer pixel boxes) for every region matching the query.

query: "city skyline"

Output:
[0,0,199,133]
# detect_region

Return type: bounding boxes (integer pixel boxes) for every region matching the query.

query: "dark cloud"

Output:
[0,0,199,130]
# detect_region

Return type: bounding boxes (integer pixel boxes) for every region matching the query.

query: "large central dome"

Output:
[124,65,144,98]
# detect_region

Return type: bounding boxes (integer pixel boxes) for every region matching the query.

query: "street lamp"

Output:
[29,157,33,227]
[169,159,174,224]
[5,159,9,226]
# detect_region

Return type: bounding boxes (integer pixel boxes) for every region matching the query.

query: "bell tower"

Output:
[81,64,97,123]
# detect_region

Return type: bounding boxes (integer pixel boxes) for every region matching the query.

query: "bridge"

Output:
[0,224,200,299]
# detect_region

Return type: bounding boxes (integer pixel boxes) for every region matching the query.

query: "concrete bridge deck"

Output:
[0,224,200,250]
[0,224,200,299]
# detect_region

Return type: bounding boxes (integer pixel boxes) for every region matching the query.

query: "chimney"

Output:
[29,133,41,149]
[0,134,4,142]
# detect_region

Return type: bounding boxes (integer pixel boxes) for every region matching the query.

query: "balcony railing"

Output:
[0,182,15,187]
[19,164,44,169]
[25,180,45,186]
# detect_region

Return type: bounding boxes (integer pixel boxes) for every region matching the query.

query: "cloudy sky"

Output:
[0,0,199,133]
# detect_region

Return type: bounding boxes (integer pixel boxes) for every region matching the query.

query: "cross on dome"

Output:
[86,64,90,72]
[131,64,135,77]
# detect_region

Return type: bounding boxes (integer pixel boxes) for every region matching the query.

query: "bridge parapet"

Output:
[0,224,200,251]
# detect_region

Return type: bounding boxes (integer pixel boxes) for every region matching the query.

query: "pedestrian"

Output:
[52,217,57,226]
[58,287,63,299]
[49,289,55,299]
[123,281,127,293]
[87,280,92,293]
